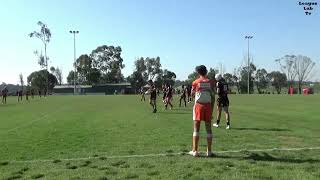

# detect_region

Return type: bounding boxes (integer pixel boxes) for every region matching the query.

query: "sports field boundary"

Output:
[9,146,320,164]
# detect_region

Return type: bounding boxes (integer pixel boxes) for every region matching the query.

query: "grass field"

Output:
[0,94,320,180]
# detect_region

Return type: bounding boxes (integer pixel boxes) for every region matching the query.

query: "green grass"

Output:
[0,95,319,179]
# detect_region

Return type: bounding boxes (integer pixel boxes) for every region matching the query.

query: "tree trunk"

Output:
[298,81,302,94]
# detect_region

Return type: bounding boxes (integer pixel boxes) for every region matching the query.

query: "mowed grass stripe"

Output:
[7,146,320,164]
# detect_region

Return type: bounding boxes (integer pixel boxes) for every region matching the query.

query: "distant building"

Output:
[53,83,133,95]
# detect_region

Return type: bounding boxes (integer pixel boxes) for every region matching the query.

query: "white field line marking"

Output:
[2,107,64,134]
[9,146,320,164]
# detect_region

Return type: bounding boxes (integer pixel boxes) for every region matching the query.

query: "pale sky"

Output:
[0,0,319,84]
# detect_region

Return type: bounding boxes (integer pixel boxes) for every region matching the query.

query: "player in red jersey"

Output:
[189,65,216,157]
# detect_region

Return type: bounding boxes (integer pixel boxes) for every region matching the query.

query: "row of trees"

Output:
[276,55,315,94]
[66,45,125,85]
[180,54,315,94]
[126,57,176,91]
[66,52,177,93]
[24,21,316,95]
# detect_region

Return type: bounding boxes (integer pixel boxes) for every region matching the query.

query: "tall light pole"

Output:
[245,35,253,94]
[70,30,79,95]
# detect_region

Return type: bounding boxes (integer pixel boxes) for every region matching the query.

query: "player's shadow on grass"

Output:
[232,128,290,132]
[213,152,320,164]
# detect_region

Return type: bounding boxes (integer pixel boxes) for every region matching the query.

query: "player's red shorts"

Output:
[193,103,212,122]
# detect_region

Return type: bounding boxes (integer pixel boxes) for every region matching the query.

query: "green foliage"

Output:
[86,68,101,85]
[33,50,47,69]
[75,54,101,85]
[54,67,63,85]
[276,55,316,94]
[91,45,124,83]
[161,69,176,86]
[239,63,256,94]
[255,69,269,94]
[50,66,55,74]
[127,71,144,91]
[67,70,78,85]
[207,68,217,81]
[267,71,287,94]
[186,71,198,84]
[29,21,51,69]
[223,73,233,85]
[68,45,126,85]
[27,70,57,92]
[145,57,161,81]
[128,57,176,89]
[29,21,51,44]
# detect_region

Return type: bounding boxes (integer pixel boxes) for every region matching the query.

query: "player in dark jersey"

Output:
[162,85,167,103]
[31,89,34,99]
[187,85,192,103]
[1,86,8,104]
[165,84,173,110]
[213,74,231,129]
[18,90,23,102]
[179,85,187,107]
[148,80,157,113]
[26,90,29,101]
[140,87,146,101]
[39,90,42,98]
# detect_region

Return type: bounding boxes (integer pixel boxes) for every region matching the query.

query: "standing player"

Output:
[162,84,167,103]
[1,86,8,104]
[148,80,157,113]
[157,88,160,97]
[18,90,23,102]
[31,89,35,99]
[39,90,42,98]
[26,90,29,101]
[140,87,146,101]
[179,85,187,107]
[213,74,231,130]
[165,84,173,110]
[187,85,192,103]
[189,65,215,157]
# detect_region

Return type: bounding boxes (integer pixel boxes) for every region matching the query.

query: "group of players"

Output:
[1,86,45,104]
[141,82,195,112]
[143,65,231,157]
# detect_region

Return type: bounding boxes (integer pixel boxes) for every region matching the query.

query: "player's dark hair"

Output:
[196,65,208,76]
